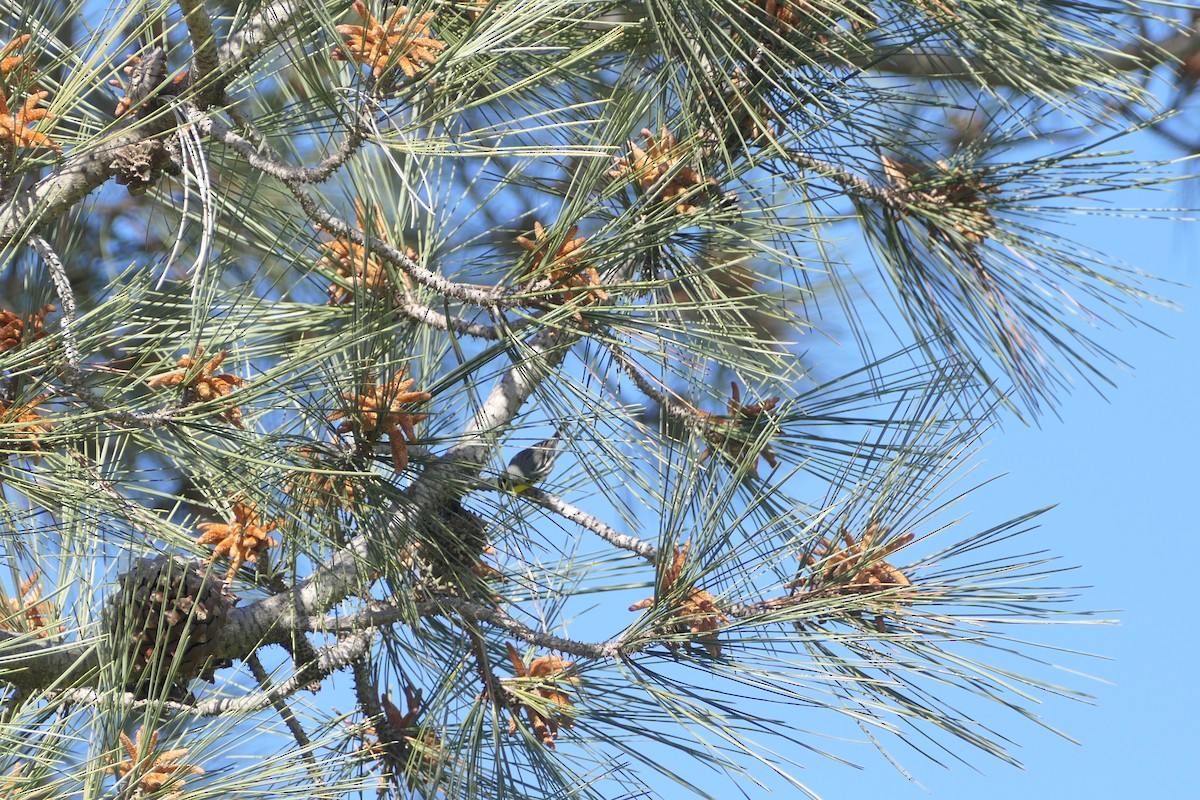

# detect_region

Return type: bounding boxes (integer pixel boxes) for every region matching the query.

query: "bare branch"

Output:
[27,234,79,368]
[192,629,374,717]
[418,596,624,660]
[0,131,146,243]
[785,150,906,209]
[0,631,99,691]
[286,180,510,309]
[393,295,506,340]
[177,0,222,106]
[307,595,626,662]
[851,25,1200,89]
[42,630,374,718]
[217,0,305,82]
[201,110,365,185]
[512,486,658,561]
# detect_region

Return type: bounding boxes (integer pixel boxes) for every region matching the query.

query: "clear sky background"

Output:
[763,136,1200,799]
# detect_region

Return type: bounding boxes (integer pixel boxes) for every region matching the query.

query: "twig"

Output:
[288,183,510,309]
[278,632,324,693]
[511,486,658,561]
[247,653,327,789]
[350,656,384,721]
[29,234,190,429]
[304,595,621,661]
[201,110,365,185]
[219,107,515,338]
[191,629,375,717]
[216,0,305,84]
[208,107,514,310]
[44,630,374,719]
[784,149,908,210]
[177,0,222,107]
[28,234,79,368]
[603,334,707,434]
[855,25,1200,87]
[464,621,508,728]
[394,295,506,340]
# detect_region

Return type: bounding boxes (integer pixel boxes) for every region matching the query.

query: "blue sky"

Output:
[947,209,1199,799]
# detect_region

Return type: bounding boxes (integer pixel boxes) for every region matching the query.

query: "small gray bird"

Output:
[504,429,563,493]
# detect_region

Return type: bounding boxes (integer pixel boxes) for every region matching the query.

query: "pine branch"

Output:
[0,130,147,242]
[220,327,577,659]
[856,21,1200,87]
[177,0,223,107]
[509,486,659,561]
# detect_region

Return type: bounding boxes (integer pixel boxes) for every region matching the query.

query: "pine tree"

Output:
[0,2,1192,798]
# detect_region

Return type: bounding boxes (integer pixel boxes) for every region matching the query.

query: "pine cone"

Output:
[105,556,235,698]
[417,497,491,586]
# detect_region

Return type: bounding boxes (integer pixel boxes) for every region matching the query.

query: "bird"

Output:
[503,428,563,493]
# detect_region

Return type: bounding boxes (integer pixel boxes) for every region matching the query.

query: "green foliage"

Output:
[0,0,1190,798]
